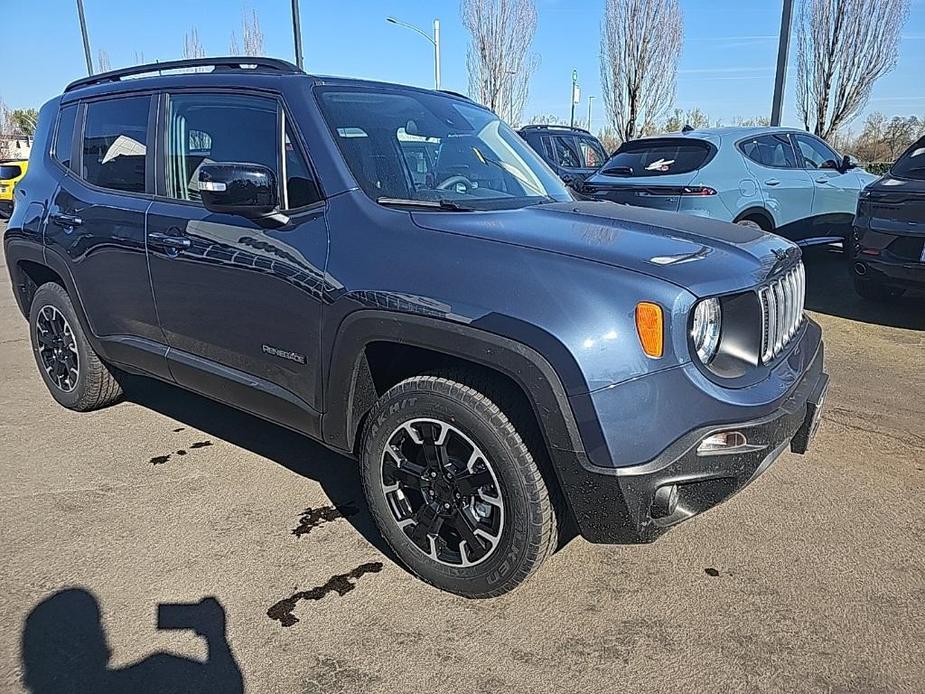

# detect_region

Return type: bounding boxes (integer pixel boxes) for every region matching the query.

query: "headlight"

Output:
[691,298,722,364]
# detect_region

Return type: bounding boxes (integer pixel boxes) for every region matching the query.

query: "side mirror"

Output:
[198,162,279,218]
[843,154,859,171]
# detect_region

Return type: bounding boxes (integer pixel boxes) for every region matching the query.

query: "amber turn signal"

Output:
[635,302,664,358]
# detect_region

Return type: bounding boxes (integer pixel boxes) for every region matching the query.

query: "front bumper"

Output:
[554,337,828,544]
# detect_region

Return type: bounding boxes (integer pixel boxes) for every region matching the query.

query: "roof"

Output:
[646,125,803,141]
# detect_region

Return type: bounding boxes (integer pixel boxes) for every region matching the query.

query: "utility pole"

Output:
[433,19,441,92]
[770,0,794,126]
[587,96,595,132]
[76,0,94,76]
[291,0,304,69]
[570,70,579,128]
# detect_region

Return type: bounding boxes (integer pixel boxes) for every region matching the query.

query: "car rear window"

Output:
[891,138,925,181]
[601,138,714,177]
[0,164,22,180]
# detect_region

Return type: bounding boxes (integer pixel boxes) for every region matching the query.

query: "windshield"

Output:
[891,137,925,181]
[316,86,571,209]
[0,164,22,180]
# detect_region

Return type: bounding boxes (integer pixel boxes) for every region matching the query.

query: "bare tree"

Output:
[796,0,909,139]
[461,0,539,125]
[97,49,111,73]
[183,27,206,61]
[600,0,683,143]
[229,32,241,55]
[242,9,264,57]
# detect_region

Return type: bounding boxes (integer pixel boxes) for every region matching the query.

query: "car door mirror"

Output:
[842,154,859,171]
[198,162,280,218]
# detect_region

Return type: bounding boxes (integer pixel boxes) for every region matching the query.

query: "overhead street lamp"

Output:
[386,16,441,91]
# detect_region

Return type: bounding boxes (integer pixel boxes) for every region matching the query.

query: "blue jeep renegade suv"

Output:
[4,58,828,597]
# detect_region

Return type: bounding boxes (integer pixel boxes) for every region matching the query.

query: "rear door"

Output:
[45,93,168,377]
[793,133,860,241]
[581,137,713,212]
[146,90,328,433]
[738,133,814,240]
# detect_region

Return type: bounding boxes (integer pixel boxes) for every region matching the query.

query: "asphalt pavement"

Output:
[1,223,922,693]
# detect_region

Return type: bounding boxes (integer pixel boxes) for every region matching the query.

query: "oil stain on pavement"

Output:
[292,503,359,538]
[267,562,384,627]
[149,440,213,465]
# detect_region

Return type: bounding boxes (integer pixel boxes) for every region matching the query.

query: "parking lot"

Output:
[0,220,922,693]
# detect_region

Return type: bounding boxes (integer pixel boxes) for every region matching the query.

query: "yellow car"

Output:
[0,159,28,216]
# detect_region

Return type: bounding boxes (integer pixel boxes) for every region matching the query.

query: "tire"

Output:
[735,218,764,231]
[359,374,558,598]
[28,282,123,411]
[852,274,905,301]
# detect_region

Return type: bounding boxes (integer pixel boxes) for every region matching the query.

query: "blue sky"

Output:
[3,0,923,134]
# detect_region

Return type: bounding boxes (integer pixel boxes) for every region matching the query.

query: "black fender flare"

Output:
[321,310,599,459]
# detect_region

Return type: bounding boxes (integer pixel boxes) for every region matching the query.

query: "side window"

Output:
[283,123,321,208]
[82,96,151,193]
[578,137,606,168]
[794,134,839,169]
[739,134,797,169]
[53,104,78,170]
[166,93,279,203]
[552,136,581,168]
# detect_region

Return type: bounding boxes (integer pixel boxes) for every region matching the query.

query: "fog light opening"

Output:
[651,484,679,519]
[697,431,747,455]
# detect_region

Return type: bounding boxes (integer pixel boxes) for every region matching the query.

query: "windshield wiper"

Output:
[377,197,475,211]
[601,165,633,176]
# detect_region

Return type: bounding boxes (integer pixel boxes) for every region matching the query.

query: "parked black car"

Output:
[518,124,607,187]
[851,136,925,300]
[4,58,827,598]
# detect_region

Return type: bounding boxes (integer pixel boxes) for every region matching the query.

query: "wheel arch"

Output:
[322,311,601,466]
[733,206,775,231]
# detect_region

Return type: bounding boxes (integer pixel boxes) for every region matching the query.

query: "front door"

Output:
[146,90,328,435]
[793,133,859,241]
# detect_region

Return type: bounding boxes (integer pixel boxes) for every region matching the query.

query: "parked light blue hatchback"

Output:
[581,127,878,245]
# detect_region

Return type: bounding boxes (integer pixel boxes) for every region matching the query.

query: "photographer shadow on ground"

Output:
[21,588,243,694]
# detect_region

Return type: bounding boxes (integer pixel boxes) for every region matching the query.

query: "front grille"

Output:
[758,262,805,364]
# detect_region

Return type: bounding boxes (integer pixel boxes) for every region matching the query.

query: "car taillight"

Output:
[680,186,717,196]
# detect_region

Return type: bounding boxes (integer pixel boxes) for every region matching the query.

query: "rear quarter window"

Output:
[602,138,715,177]
[891,139,925,181]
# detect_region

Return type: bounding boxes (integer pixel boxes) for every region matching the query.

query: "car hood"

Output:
[411,201,796,297]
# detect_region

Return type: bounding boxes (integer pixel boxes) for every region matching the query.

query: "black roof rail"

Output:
[519,124,591,135]
[65,56,303,93]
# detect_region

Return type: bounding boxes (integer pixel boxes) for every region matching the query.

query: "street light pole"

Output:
[76,0,94,76]
[570,70,579,128]
[291,0,304,70]
[587,96,595,131]
[386,17,441,91]
[770,0,794,126]
[433,19,441,92]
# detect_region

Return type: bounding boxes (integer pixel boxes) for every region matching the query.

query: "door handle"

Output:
[765,179,780,187]
[815,177,830,184]
[49,212,83,228]
[147,231,191,250]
